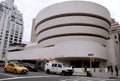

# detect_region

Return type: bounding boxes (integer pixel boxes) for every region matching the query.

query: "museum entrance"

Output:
[71,60,99,68]
[55,57,106,68]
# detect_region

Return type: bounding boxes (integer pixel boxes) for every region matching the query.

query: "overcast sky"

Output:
[0,0,120,42]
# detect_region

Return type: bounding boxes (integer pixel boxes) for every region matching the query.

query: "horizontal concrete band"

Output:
[36,23,109,37]
[36,15,110,34]
[35,13,110,30]
[37,25,108,41]
[38,33,108,44]
[7,41,108,60]
[38,36,107,47]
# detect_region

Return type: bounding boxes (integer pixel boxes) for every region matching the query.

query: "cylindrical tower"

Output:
[35,1,111,67]
[35,1,110,47]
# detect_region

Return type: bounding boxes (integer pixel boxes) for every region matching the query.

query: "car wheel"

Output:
[46,69,50,74]
[4,68,7,72]
[22,71,27,74]
[13,69,17,74]
[68,73,73,76]
[62,71,66,76]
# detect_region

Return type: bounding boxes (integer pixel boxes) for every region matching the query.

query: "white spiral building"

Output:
[7,1,120,68]
[34,1,111,67]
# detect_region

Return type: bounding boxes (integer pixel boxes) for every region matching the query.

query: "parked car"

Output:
[0,62,5,67]
[45,62,74,76]
[22,63,38,72]
[4,63,28,74]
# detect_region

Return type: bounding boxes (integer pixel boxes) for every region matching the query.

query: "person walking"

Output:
[72,65,74,71]
[85,66,87,73]
[110,65,113,75]
[107,65,110,72]
[115,65,118,76]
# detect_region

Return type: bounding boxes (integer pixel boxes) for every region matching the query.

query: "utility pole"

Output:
[88,54,94,72]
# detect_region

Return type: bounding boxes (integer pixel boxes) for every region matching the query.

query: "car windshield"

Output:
[62,64,69,67]
[15,64,24,67]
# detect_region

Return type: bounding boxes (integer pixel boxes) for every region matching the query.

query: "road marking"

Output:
[60,78,80,81]
[0,75,60,81]
[60,77,116,81]
[60,79,86,81]
[0,73,17,78]
[76,76,117,81]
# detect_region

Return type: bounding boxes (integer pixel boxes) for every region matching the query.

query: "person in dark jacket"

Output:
[85,66,87,72]
[115,65,119,76]
[107,65,110,72]
[110,65,113,75]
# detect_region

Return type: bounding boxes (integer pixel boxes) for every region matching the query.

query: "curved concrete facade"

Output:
[35,1,110,47]
[54,40,108,60]
[34,1,111,67]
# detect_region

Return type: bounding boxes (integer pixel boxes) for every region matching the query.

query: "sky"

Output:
[0,0,120,42]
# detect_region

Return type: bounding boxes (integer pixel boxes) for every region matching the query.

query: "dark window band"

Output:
[36,23,109,36]
[43,45,55,48]
[35,13,110,30]
[38,33,108,44]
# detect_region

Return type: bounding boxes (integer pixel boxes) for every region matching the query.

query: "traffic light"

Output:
[91,58,95,62]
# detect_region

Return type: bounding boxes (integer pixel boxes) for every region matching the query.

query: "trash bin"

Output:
[86,71,92,77]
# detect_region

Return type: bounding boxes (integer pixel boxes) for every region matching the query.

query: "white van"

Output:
[45,62,73,76]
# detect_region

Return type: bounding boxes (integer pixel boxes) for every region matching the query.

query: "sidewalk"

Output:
[73,71,120,79]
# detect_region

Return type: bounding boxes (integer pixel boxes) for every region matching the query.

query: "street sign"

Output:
[88,54,94,56]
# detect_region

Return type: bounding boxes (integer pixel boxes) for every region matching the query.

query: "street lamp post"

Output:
[90,57,92,71]
[88,54,94,72]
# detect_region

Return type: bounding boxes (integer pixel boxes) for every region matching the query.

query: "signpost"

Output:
[88,54,94,71]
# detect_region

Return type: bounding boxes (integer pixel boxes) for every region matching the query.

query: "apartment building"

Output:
[0,0,24,59]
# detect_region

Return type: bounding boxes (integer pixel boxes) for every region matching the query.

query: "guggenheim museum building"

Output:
[7,1,120,68]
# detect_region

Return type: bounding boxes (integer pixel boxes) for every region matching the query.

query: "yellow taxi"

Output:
[4,63,29,74]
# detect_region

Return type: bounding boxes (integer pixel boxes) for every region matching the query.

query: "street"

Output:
[0,68,119,81]
[0,73,117,81]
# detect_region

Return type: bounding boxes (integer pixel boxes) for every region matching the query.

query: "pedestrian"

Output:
[85,66,87,72]
[115,65,118,76]
[107,65,110,72]
[110,65,113,75]
[72,65,74,71]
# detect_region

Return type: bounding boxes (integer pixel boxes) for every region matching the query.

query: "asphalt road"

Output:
[0,67,119,81]
[0,75,118,81]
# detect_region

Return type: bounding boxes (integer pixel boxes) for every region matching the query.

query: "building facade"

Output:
[35,1,111,67]
[30,18,37,43]
[107,19,120,66]
[0,0,24,59]
[8,1,120,68]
